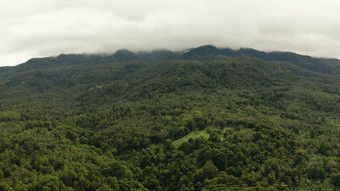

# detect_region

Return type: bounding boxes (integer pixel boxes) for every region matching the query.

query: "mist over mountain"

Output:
[2,45,340,75]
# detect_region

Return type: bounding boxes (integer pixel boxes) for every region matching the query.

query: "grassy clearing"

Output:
[172,127,224,148]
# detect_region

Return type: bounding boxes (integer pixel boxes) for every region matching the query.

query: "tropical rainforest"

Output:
[0,45,339,190]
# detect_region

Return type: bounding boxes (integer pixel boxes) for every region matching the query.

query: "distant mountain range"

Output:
[1,45,340,78]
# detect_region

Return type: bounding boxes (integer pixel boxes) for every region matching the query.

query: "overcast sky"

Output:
[1,0,340,66]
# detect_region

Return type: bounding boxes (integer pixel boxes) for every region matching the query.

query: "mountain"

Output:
[182,45,223,58]
[103,49,139,62]
[0,46,339,190]
[184,45,340,76]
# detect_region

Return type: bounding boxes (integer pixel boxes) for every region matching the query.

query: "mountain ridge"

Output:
[2,45,340,71]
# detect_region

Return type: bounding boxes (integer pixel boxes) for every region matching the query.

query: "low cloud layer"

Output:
[1,0,340,66]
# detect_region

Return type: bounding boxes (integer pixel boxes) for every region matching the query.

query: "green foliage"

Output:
[201,163,219,179]
[330,173,340,187]
[35,175,65,191]
[318,142,332,155]
[0,48,340,190]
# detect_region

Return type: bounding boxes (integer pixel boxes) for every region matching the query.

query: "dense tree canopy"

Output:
[0,46,339,190]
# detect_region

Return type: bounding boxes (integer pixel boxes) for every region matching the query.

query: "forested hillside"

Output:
[0,45,339,190]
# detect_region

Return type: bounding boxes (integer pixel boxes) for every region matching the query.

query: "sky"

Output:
[1,0,340,66]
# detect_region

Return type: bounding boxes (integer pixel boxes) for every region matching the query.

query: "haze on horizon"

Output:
[1,0,340,67]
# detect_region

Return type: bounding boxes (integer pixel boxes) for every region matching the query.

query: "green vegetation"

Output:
[172,128,214,148]
[0,45,339,190]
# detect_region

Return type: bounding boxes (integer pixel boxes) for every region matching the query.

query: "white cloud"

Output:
[1,0,340,66]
